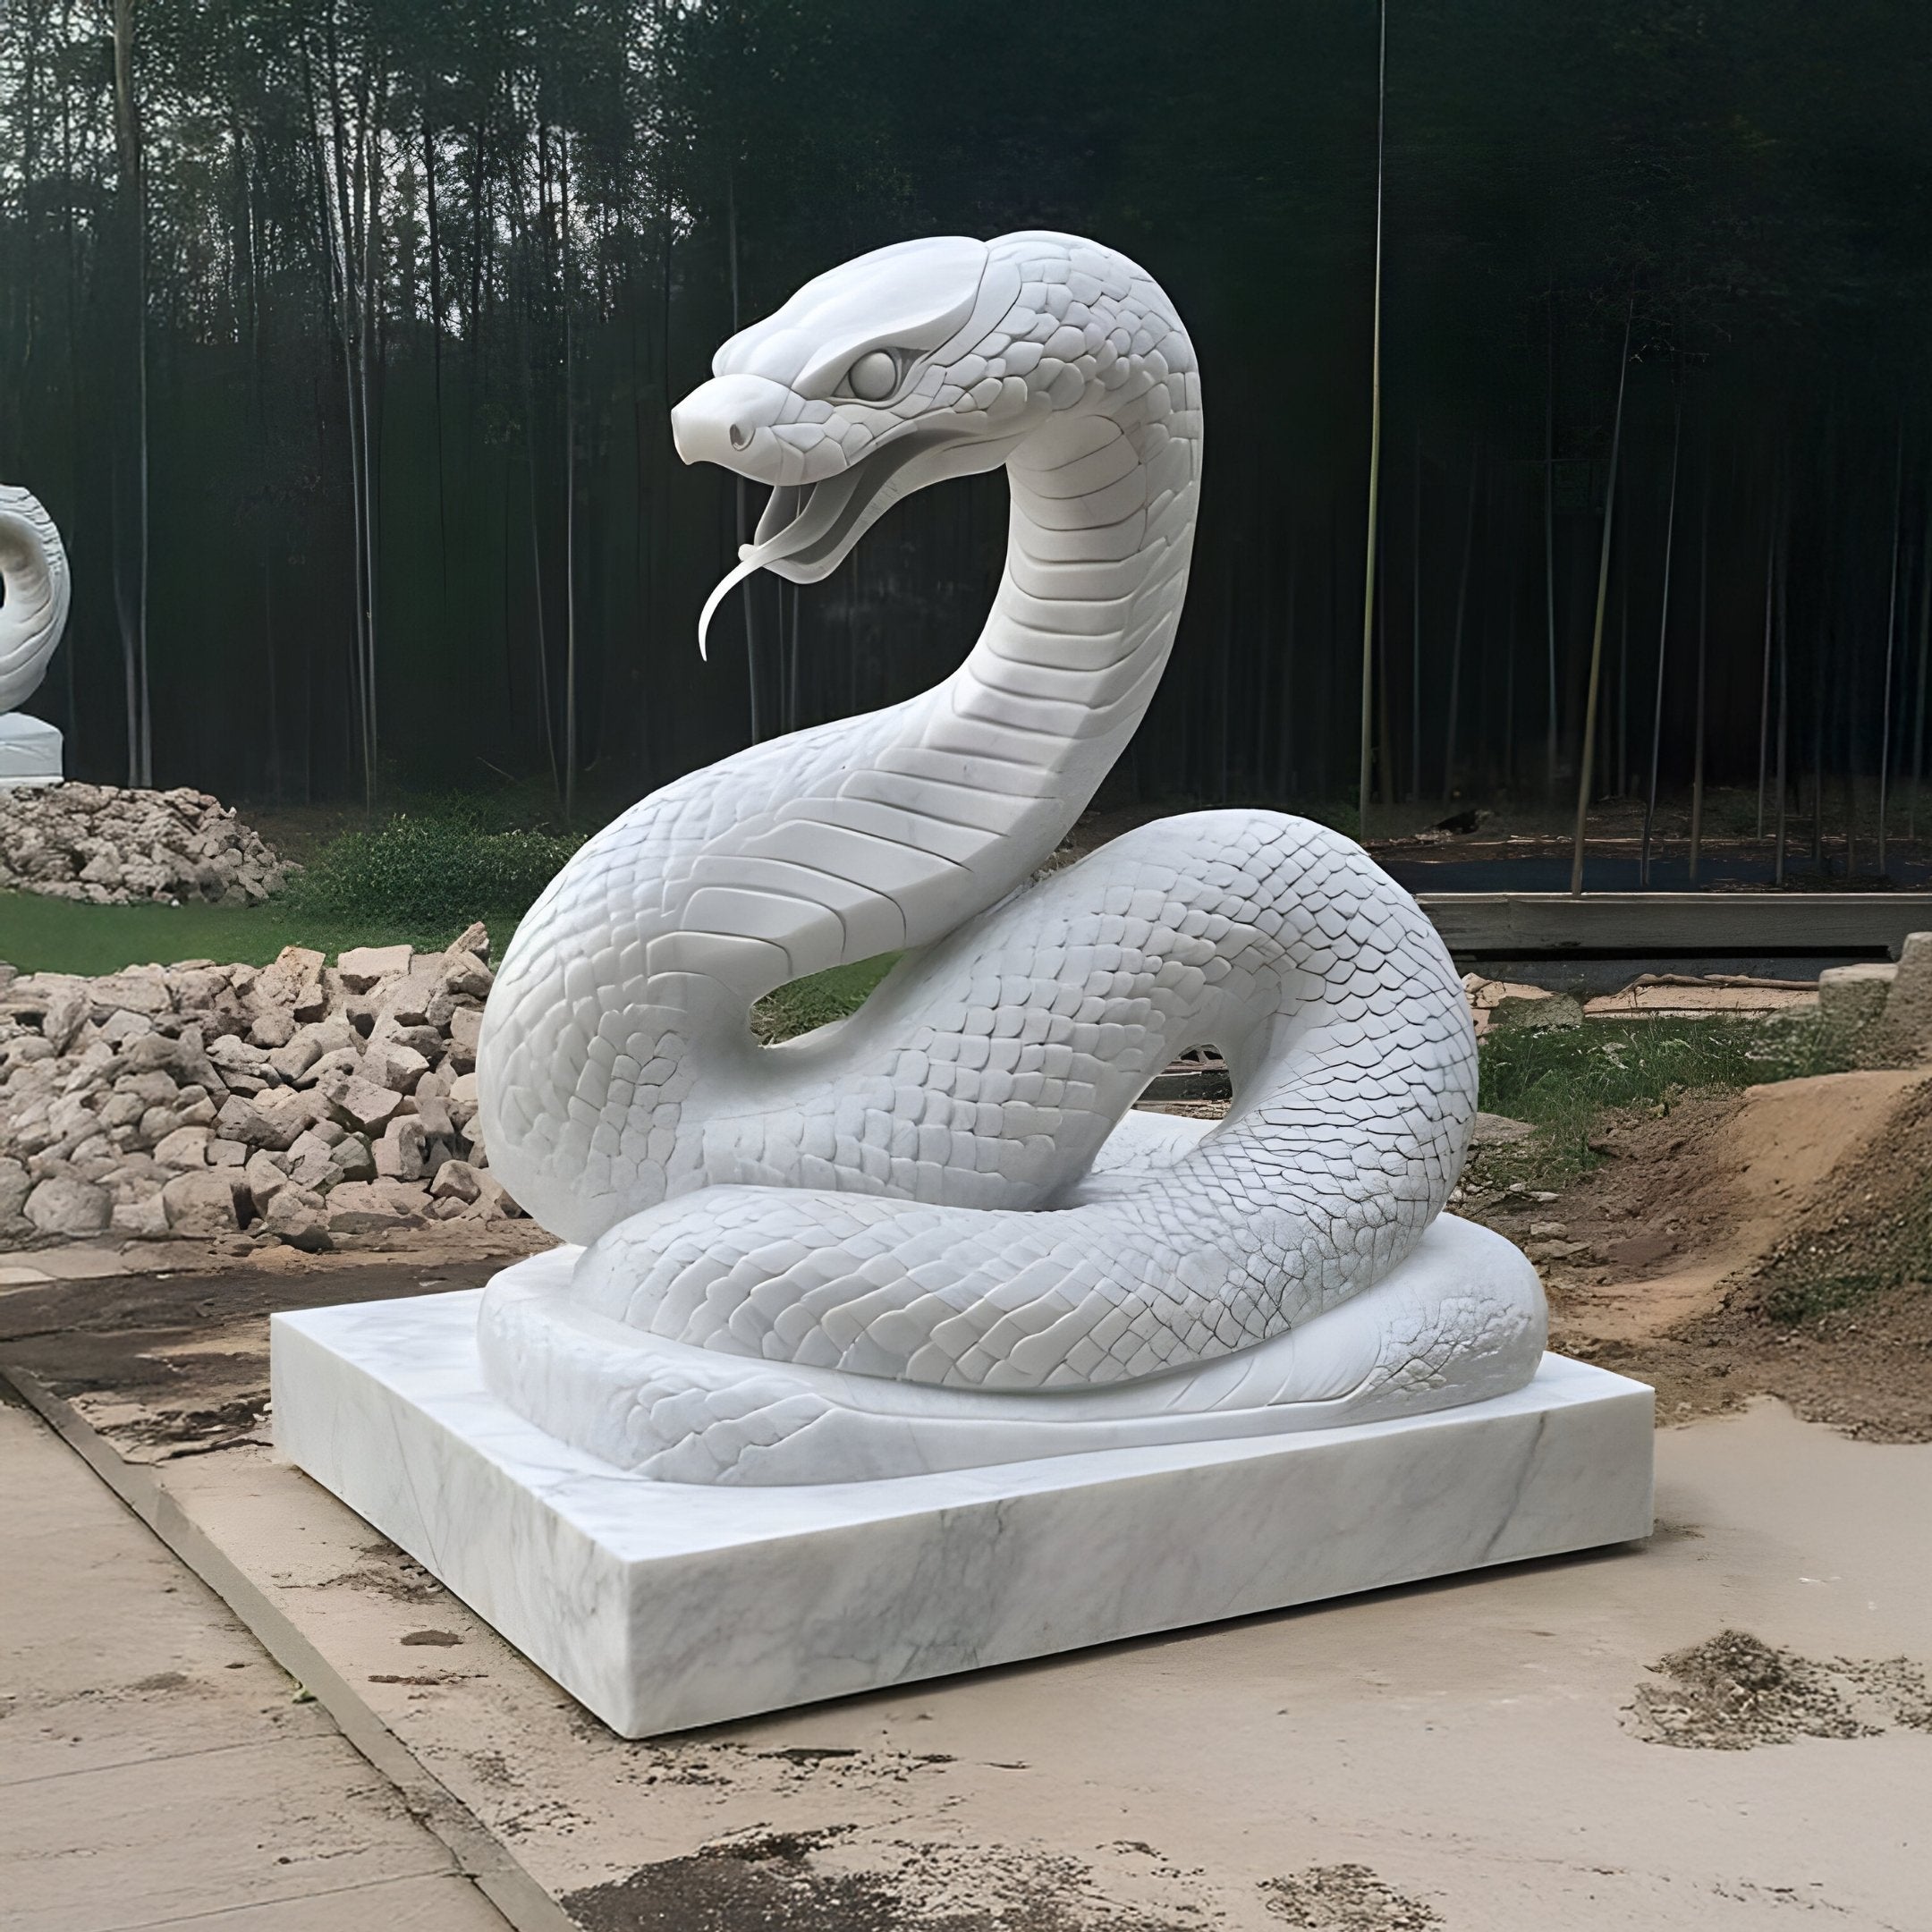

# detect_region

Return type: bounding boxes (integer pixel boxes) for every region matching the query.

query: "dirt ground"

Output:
[7,1071,1932,1930]
[1460,1069,1932,1442]
[13,1053,1928,1453]
[8,1297,1928,1931]
[1129,1060,1932,1446]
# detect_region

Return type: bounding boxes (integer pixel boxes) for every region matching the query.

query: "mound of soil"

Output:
[1471,1069,1932,1440]
[1627,1630,1932,1750]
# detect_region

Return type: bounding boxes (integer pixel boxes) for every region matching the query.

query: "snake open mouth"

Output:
[696,419,970,657]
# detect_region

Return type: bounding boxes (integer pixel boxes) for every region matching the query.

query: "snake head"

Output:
[674,231,1182,655]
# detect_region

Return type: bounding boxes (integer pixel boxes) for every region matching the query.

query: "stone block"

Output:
[299,1045,361,1089]
[428,1157,480,1204]
[248,1009,297,1049]
[321,1073,404,1136]
[262,1187,330,1251]
[1879,932,1932,1046]
[438,952,494,1000]
[336,945,414,994]
[24,1174,111,1238]
[368,1042,431,1095]
[1489,992,1583,1031]
[446,1007,482,1071]
[111,1195,171,1240]
[216,1092,297,1151]
[376,974,440,1029]
[324,1178,428,1233]
[446,1072,479,1129]
[162,1169,242,1237]
[1818,962,1896,1031]
[374,1116,428,1182]
[267,1033,323,1083]
[244,1150,291,1214]
[152,1124,212,1170]
[329,1135,377,1182]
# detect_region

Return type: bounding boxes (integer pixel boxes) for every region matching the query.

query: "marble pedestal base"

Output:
[0,713,62,785]
[271,1287,1654,1738]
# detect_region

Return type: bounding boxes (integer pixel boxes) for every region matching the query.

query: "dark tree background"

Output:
[2,1,1928,837]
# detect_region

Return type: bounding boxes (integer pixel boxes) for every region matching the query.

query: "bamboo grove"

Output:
[2,0,1929,854]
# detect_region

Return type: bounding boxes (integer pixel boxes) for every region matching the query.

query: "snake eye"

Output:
[841,349,901,402]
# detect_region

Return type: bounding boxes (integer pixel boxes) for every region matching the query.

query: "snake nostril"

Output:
[729,421,751,452]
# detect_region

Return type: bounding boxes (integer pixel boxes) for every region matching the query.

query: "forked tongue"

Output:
[697,547,768,661]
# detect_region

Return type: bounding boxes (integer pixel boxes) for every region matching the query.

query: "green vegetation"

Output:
[1476,1015,1855,1191]
[284,809,583,931]
[1759,1275,1893,1325]
[0,887,508,977]
[0,806,583,975]
[753,954,901,1043]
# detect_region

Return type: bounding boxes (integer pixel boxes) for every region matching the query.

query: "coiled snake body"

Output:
[476,233,1545,1483]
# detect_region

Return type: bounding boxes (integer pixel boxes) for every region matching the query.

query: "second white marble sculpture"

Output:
[470,231,1550,1485]
[0,484,71,785]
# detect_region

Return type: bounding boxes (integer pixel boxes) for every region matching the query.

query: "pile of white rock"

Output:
[0,926,526,1251]
[0,782,291,904]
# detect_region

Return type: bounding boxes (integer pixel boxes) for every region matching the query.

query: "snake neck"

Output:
[910,394,1204,910]
[692,377,1205,987]
[479,313,1200,1235]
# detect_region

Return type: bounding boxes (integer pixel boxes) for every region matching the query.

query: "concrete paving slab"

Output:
[0,1395,511,1932]
[4,1269,1929,1930]
[156,1873,513,1931]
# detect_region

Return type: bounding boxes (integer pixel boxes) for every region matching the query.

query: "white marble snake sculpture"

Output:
[475,232,1545,1485]
[0,485,71,716]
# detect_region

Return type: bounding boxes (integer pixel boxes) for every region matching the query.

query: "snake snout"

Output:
[672,374,793,479]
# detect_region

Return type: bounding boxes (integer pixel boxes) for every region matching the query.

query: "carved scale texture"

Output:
[474,233,1542,1482]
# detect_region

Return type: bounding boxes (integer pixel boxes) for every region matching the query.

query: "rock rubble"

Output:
[0,782,291,904]
[0,924,525,1250]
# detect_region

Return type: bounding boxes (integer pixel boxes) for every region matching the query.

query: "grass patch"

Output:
[0,887,523,975]
[1,803,582,975]
[1760,1275,1893,1325]
[284,809,582,930]
[1476,1015,1853,1191]
[753,953,900,1042]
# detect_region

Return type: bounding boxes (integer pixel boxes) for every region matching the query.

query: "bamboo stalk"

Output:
[1689,464,1709,883]
[726,157,761,741]
[1774,521,1790,884]
[1756,520,1774,840]
[1544,288,1559,797]
[1642,400,1682,886]
[1913,462,1932,839]
[1877,420,1902,875]
[562,131,578,823]
[1569,292,1634,897]
[1441,433,1478,804]
[1356,0,1386,843]
[1411,428,1421,802]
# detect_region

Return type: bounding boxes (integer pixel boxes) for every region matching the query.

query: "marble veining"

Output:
[273,1290,1652,1737]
